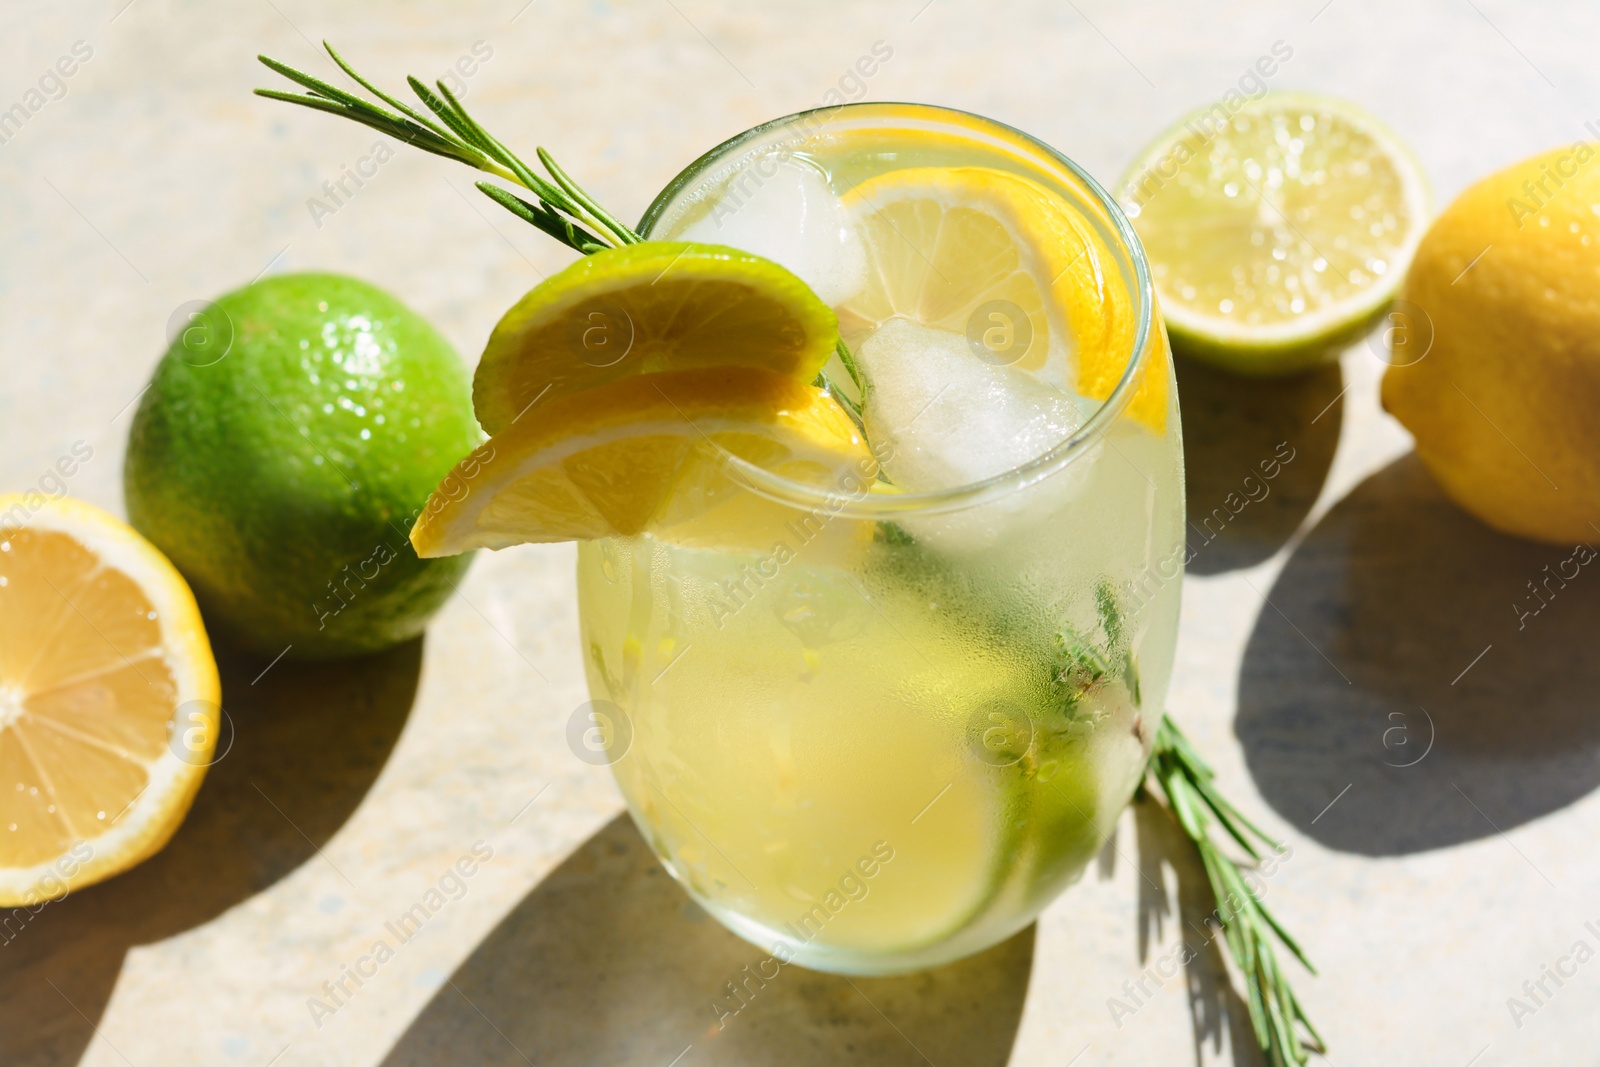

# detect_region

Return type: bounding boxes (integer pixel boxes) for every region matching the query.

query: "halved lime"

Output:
[472,242,839,433]
[1119,92,1430,375]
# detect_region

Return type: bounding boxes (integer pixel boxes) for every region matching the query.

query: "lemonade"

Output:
[575,105,1184,973]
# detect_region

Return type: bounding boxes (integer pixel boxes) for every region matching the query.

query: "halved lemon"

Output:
[0,496,220,906]
[413,367,874,556]
[1119,91,1430,375]
[472,243,841,435]
[838,166,1167,431]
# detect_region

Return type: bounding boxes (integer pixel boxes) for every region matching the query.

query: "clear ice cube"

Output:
[858,318,1096,551]
[675,153,867,307]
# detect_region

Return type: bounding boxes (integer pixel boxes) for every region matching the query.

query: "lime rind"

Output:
[1165,294,1394,377]
[1119,91,1431,375]
[472,242,840,434]
[123,272,482,658]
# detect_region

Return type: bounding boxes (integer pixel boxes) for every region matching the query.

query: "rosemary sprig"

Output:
[256,43,631,254]
[1143,715,1325,1067]
[256,43,869,415]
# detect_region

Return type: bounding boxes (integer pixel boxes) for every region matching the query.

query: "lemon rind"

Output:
[0,495,220,905]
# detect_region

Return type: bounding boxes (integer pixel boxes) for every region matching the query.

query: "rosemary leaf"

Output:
[835,337,866,395]
[256,54,383,114]
[251,88,481,168]
[536,146,640,246]
[322,42,456,144]
[404,75,490,154]
[475,182,608,254]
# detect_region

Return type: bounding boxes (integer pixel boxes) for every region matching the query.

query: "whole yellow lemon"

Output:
[1382,144,1600,544]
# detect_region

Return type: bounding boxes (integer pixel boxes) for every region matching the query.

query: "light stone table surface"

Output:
[4,1,1599,1064]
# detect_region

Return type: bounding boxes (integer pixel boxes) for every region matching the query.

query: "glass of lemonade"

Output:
[576,103,1183,975]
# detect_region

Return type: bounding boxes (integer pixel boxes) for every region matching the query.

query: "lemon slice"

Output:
[472,242,841,435]
[0,496,220,905]
[413,367,873,556]
[1119,92,1430,375]
[838,166,1166,431]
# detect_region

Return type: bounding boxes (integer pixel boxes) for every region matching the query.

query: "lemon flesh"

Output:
[472,243,841,435]
[0,496,220,905]
[839,165,1166,431]
[413,367,873,556]
[1120,92,1430,375]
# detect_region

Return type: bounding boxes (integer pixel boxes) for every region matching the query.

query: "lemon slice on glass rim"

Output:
[0,496,220,906]
[1118,91,1431,375]
[413,366,874,556]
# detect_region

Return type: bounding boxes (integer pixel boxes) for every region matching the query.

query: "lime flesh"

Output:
[1120,92,1430,375]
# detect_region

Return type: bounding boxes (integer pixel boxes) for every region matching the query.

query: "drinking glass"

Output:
[576,103,1183,975]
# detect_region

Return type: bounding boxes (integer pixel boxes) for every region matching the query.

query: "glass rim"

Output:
[639,101,1157,520]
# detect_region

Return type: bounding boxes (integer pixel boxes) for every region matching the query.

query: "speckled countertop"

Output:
[3,1,1599,1064]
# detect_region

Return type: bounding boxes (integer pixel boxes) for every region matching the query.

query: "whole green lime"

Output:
[125,272,480,660]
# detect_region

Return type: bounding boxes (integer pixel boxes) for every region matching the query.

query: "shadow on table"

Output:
[1175,356,1343,575]
[0,638,422,1067]
[380,813,1034,1067]
[1132,799,1265,1067]
[1237,453,1600,854]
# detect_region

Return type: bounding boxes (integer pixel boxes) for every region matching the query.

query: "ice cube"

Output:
[675,153,867,307]
[861,319,1087,490]
[858,319,1095,551]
